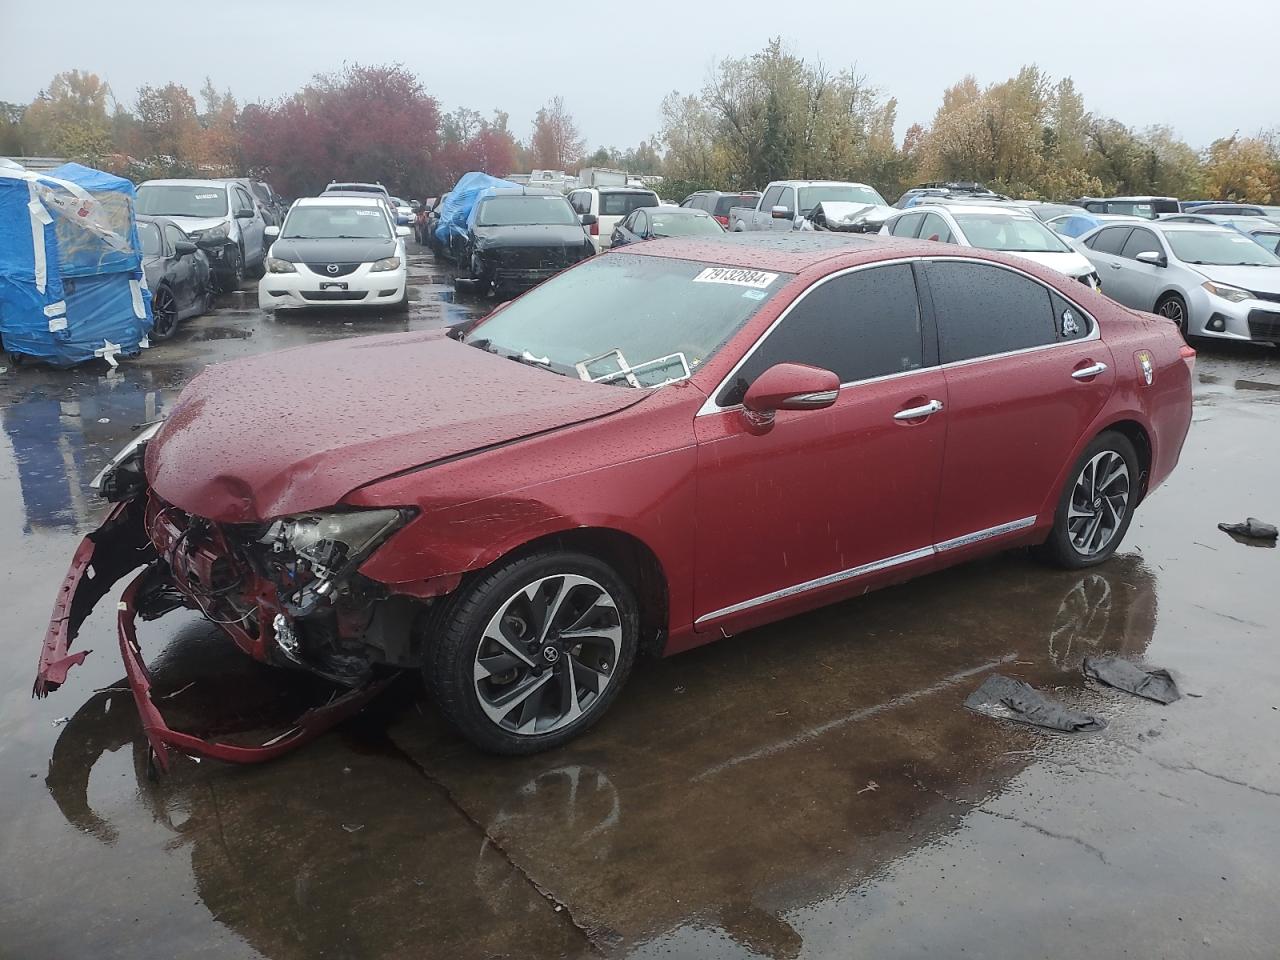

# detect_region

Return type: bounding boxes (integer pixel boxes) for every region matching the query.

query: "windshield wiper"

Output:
[469,338,570,377]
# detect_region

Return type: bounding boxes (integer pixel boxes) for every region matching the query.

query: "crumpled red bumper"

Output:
[36,498,396,771]
[117,567,396,771]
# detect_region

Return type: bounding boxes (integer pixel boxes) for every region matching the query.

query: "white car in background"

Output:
[258,196,411,312]
[881,203,1102,290]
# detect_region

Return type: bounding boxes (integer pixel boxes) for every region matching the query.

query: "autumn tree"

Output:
[134,82,203,172]
[1202,135,1280,202]
[199,77,240,171]
[21,70,114,161]
[529,97,584,170]
[239,64,441,198]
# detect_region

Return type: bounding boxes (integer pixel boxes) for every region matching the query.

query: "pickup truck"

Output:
[729,180,888,232]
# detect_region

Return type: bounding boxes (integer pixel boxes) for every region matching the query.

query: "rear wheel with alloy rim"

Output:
[150,285,178,339]
[1156,293,1189,336]
[425,551,639,754]
[1038,431,1139,569]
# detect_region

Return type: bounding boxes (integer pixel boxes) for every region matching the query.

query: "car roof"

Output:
[1150,222,1237,234]
[904,203,1037,218]
[648,207,713,215]
[294,196,384,207]
[140,178,227,188]
[484,187,563,198]
[589,186,657,194]
[1084,195,1177,202]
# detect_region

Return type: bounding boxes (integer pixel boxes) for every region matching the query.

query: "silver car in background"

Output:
[1078,221,1280,343]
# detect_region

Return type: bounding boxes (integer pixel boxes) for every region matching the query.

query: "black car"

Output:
[610,206,725,248]
[136,215,214,339]
[454,188,596,296]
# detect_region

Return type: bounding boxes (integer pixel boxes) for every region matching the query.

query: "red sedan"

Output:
[37,233,1194,764]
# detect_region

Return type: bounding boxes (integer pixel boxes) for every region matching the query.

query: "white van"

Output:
[567,186,659,249]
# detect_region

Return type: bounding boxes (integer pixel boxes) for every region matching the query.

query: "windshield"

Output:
[954,213,1071,253]
[477,196,578,226]
[136,185,227,218]
[136,221,162,256]
[464,255,792,387]
[649,213,724,237]
[1167,230,1280,266]
[282,205,391,239]
[798,185,886,215]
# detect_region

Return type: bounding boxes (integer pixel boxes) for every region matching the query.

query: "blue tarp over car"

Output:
[434,172,520,246]
[0,162,152,366]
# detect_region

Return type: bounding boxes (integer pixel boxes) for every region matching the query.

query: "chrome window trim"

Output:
[694,515,1038,626]
[696,256,1100,417]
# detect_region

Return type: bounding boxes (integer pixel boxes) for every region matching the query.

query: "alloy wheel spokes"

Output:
[1068,451,1130,556]
[474,574,622,735]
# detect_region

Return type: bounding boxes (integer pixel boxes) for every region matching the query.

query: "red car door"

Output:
[921,259,1116,547]
[693,263,949,632]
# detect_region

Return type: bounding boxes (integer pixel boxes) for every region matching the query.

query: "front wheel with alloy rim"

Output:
[150,285,178,339]
[1155,293,1189,336]
[425,551,640,754]
[1037,431,1139,569]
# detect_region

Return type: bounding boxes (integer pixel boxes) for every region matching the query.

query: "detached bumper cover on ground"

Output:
[35,497,394,770]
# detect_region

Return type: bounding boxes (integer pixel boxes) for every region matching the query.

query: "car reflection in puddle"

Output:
[43,549,1157,958]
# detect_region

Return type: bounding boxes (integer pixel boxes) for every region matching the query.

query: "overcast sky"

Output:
[3,0,1277,152]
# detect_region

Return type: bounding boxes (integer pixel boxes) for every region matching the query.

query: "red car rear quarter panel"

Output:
[349,384,702,641]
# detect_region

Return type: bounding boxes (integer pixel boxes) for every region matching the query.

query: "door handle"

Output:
[1071,362,1108,380]
[893,399,944,420]
[1108,263,1121,269]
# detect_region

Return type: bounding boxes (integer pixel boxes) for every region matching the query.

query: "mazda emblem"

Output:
[326,263,339,275]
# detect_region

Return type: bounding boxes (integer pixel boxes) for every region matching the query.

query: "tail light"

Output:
[1179,343,1196,377]
[714,215,729,227]
[589,220,599,236]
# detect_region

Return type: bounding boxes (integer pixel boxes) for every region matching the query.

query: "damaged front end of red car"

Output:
[35,425,412,771]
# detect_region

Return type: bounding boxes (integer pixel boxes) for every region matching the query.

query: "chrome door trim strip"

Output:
[694,515,1039,625]
[696,255,1100,418]
[694,546,935,625]
[933,515,1037,553]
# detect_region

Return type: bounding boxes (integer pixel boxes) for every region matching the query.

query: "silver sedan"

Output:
[1078,221,1280,344]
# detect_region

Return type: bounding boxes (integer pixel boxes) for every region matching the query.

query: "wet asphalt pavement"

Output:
[2,247,1279,959]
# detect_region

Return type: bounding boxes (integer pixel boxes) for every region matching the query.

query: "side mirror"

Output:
[770,205,793,220]
[580,213,598,226]
[234,208,255,219]
[396,225,412,237]
[741,362,840,430]
[173,240,197,257]
[264,225,280,238]
[1135,250,1167,267]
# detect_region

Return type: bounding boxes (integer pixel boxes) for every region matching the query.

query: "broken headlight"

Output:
[259,508,410,608]
[91,421,163,501]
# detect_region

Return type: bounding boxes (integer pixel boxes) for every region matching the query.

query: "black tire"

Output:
[150,285,178,340]
[219,246,244,292]
[1037,431,1139,570]
[245,253,265,280]
[425,550,640,754]
[394,284,410,312]
[1155,293,1189,337]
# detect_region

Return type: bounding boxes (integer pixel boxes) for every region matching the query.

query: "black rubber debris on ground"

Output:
[965,674,1107,732]
[1083,656,1181,704]
[1217,518,1279,546]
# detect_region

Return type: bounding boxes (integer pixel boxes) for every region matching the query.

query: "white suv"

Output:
[567,186,659,249]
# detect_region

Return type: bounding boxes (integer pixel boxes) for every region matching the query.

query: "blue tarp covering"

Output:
[434,172,520,246]
[1055,213,1104,238]
[0,163,152,366]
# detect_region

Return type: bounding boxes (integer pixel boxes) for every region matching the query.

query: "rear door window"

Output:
[599,191,659,217]
[925,261,1057,363]
[1087,226,1133,254]
[718,264,925,405]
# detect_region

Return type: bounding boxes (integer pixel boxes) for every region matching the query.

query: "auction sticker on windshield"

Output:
[692,267,779,288]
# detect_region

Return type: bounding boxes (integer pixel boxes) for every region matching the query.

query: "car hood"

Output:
[160,214,230,234]
[473,225,589,249]
[1187,263,1280,295]
[145,332,647,523]
[268,236,397,264]
[1009,249,1095,278]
